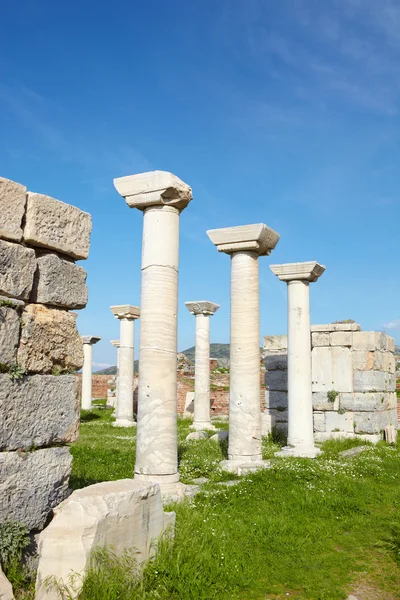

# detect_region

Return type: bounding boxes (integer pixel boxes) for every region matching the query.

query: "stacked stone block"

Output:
[264,323,397,443]
[0,176,92,532]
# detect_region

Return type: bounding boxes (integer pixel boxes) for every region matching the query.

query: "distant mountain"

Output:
[95,366,117,375]
[181,343,230,364]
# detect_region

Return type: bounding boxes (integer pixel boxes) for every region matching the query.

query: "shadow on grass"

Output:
[80,411,102,422]
[69,474,101,490]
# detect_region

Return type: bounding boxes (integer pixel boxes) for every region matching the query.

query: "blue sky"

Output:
[1,0,399,369]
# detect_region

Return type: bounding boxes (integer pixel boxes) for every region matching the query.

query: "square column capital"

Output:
[207,223,280,256]
[114,170,192,211]
[185,301,220,316]
[110,339,120,348]
[81,336,101,345]
[270,261,325,282]
[110,305,140,320]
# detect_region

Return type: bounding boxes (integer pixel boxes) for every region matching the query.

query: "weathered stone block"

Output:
[0,177,27,242]
[0,447,72,530]
[311,332,330,347]
[384,352,396,374]
[311,323,360,332]
[326,411,354,433]
[314,431,355,442]
[17,304,84,374]
[30,252,88,309]
[265,390,288,409]
[0,565,14,600]
[312,391,339,411]
[373,350,386,371]
[0,374,79,450]
[269,407,288,422]
[353,331,386,352]
[265,370,288,392]
[264,352,287,370]
[340,392,386,412]
[354,412,380,434]
[379,409,398,430]
[353,370,395,392]
[387,336,395,353]
[312,346,353,392]
[330,331,352,346]
[352,350,374,371]
[35,480,174,600]
[0,305,20,365]
[313,412,326,432]
[24,193,92,260]
[387,392,398,410]
[263,335,287,352]
[0,240,36,300]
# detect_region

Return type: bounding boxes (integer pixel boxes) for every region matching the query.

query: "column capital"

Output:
[110,339,120,348]
[185,301,220,316]
[110,305,140,320]
[207,223,280,256]
[81,335,101,345]
[114,170,192,212]
[270,261,325,282]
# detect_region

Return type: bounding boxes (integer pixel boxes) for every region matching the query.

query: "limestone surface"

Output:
[207,223,280,256]
[0,566,14,600]
[270,261,325,282]
[0,447,72,530]
[0,305,20,365]
[31,253,88,309]
[0,374,79,450]
[0,177,27,242]
[114,170,193,211]
[24,193,92,260]
[18,304,84,374]
[0,239,36,300]
[35,480,174,600]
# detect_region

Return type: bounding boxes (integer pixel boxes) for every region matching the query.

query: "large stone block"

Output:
[35,480,175,600]
[313,412,326,432]
[387,336,395,353]
[0,565,14,600]
[0,305,20,365]
[265,390,288,409]
[353,370,395,393]
[352,350,374,371]
[340,392,387,412]
[24,193,92,260]
[30,252,88,309]
[0,240,36,300]
[311,323,361,332]
[326,411,354,433]
[354,412,381,434]
[384,352,396,374]
[312,391,339,411]
[311,332,330,347]
[0,374,79,451]
[17,305,84,374]
[379,409,398,430]
[353,331,387,352]
[265,370,288,391]
[330,331,353,346]
[264,352,287,370]
[0,447,72,530]
[263,335,287,352]
[0,177,27,242]
[312,346,353,392]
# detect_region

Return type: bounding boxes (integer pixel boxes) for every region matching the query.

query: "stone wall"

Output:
[76,374,109,399]
[0,176,91,532]
[264,323,397,443]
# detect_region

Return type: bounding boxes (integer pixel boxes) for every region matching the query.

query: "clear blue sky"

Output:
[1,0,399,370]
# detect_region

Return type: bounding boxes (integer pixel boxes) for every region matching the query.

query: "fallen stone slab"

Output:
[210,430,228,442]
[186,431,208,441]
[35,479,175,600]
[339,446,369,458]
[0,447,72,530]
[0,239,36,300]
[18,304,83,374]
[0,566,14,600]
[24,193,92,260]
[193,477,209,484]
[0,177,27,243]
[0,305,21,365]
[0,374,79,451]
[30,252,88,309]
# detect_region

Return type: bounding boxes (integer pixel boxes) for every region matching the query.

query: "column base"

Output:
[220,459,271,476]
[192,421,216,431]
[275,445,322,458]
[113,418,136,428]
[134,473,189,503]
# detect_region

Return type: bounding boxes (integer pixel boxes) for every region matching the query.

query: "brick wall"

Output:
[76,374,109,399]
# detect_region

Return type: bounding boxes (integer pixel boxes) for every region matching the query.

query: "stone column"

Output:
[270,262,325,457]
[207,224,280,474]
[185,301,220,430]
[110,340,120,409]
[81,336,101,410]
[114,171,192,498]
[110,305,140,427]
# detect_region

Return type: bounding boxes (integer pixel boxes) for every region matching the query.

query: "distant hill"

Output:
[95,366,117,375]
[181,343,230,364]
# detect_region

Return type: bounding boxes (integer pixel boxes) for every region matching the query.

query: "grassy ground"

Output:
[66,405,400,599]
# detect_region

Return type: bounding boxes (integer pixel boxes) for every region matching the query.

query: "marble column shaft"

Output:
[81,343,93,411]
[116,319,135,426]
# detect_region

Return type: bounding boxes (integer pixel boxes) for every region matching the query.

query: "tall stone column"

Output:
[207,224,280,473]
[81,336,101,410]
[114,171,192,497]
[185,301,220,430]
[110,305,140,427]
[270,262,325,457]
[110,339,120,409]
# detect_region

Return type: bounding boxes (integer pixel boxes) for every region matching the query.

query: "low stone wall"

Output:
[264,323,397,442]
[0,176,91,532]
[76,373,109,399]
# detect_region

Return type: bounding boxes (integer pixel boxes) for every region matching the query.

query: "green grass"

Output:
[66,408,400,599]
